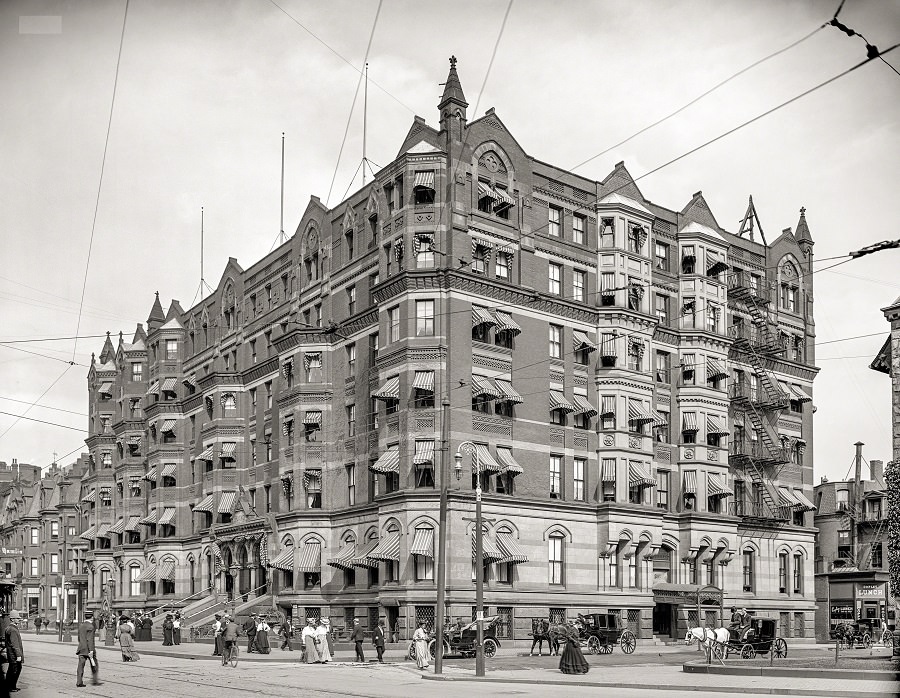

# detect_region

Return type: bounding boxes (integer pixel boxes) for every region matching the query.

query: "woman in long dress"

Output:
[302,620,318,663]
[162,615,174,645]
[558,623,589,675]
[256,618,271,654]
[413,622,430,670]
[118,617,141,662]
[315,620,331,663]
[173,613,182,645]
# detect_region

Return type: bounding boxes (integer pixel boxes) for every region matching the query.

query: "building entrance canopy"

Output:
[653,583,723,612]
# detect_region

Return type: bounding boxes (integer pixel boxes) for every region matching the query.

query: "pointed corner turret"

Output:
[795,206,814,254]
[166,300,185,322]
[148,291,165,331]
[99,331,114,364]
[438,55,468,137]
[132,323,147,344]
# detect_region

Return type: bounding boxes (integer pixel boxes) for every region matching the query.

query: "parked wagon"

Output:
[577,613,636,654]
[720,617,787,659]
[829,621,872,649]
[408,616,502,660]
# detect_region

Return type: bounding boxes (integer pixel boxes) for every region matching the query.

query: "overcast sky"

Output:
[1,0,898,482]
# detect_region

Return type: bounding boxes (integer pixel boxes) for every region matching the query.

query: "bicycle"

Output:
[222,641,239,668]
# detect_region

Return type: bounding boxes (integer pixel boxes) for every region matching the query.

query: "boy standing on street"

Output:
[75,611,102,687]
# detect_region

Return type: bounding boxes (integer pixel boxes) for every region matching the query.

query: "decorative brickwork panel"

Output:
[655,445,672,463]
[414,416,435,431]
[780,612,790,638]
[473,415,512,437]
[343,439,355,456]
[550,371,565,385]
[655,394,671,408]
[473,354,512,372]
[549,607,566,624]
[574,434,588,451]
[573,374,587,389]
[547,181,564,194]
[549,428,565,446]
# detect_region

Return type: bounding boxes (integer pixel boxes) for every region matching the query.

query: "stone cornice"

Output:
[242,357,279,384]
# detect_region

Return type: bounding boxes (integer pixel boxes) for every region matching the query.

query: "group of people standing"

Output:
[300,618,334,663]
[211,613,271,657]
[161,613,183,646]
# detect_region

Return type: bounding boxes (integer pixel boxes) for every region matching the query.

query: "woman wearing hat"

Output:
[162,614,174,646]
[116,616,140,662]
[255,616,271,655]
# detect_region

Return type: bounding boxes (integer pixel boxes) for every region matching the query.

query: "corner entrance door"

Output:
[652,603,673,638]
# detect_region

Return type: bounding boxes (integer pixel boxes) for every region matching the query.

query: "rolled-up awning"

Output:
[706,415,730,436]
[414,171,435,189]
[628,401,654,425]
[472,375,500,399]
[707,473,733,498]
[350,539,380,569]
[573,330,598,352]
[296,543,322,573]
[682,413,699,433]
[707,358,728,381]
[413,441,434,466]
[573,394,597,417]
[373,376,400,401]
[158,559,176,581]
[410,528,434,558]
[368,533,400,562]
[370,447,400,474]
[269,546,294,571]
[413,371,435,392]
[327,542,356,571]
[474,443,502,473]
[192,494,215,513]
[472,306,496,328]
[629,461,656,488]
[601,460,616,483]
[494,379,523,404]
[496,447,523,475]
[158,508,176,526]
[218,491,236,514]
[496,532,528,564]
[550,390,576,414]
[471,530,504,562]
[492,310,522,335]
[135,565,157,582]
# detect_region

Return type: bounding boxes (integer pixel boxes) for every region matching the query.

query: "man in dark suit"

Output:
[3,611,23,692]
[350,618,365,662]
[372,619,386,663]
[242,614,257,653]
[75,611,101,687]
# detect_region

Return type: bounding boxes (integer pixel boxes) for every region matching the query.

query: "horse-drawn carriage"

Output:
[689,617,786,659]
[829,621,873,649]
[409,615,502,660]
[576,613,636,654]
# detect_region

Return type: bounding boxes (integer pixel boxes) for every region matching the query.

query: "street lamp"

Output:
[454,441,485,677]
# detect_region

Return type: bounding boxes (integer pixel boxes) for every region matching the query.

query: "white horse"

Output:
[685,626,729,655]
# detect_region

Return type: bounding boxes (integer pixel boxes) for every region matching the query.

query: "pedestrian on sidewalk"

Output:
[558,623,589,675]
[315,619,332,663]
[212,614,223,656]
[301,619,318,663]
[373,619,386,663]
[243,615,258,653]
[162,614,174,646]
[75,611,102,688]
[221,616,238,666]
[350,618,365,662]
[3,611,24,692]
[35,615,42,636]
[322,619,334,657]
[412,622,429,670]
[173,613,182,645]
[140,614,153,642]
[256,617,270,655]
[391,620,400,644]
[278,618,293,651]
[116,616,140,662]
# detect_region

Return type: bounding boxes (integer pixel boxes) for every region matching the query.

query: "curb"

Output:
[420,674,897,697]
[683,661,899,682]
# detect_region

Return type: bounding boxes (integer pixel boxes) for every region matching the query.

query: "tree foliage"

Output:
[886,460,900,601]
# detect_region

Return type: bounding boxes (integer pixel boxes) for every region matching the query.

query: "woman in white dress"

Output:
[315,620,332,663]
[413,622,430,670]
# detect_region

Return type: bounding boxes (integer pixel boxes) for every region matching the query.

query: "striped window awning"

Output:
[135,565,157,582]
[98,382,113,395]
[496,532,529,564]
[707,254,728,276]
[629,461,656,488]
[477,180,499,201]
[651,410,668,427]
[550,390,576,414]
[196,446,215,461]
[683,470,698,495]
[108,518,126,534]
[304,352,322,370]
[192,494,215,513]
[161,463,177,478]
[789,385,812,403]
[218,491,236,514]
[296,543,322,573]
[369,533,401,562]
[707,473,733,498]
[600,334,617,358]
[682,412,699,433]
[573,330,598,352]
[573,394,597,417]
[413,233,434,254]
[471,530,504,562]
[410,528,434,558]
[182,375,197,388]
[327,542,356,571]
[600,396,616,418]
[160,378,178,392]
[147,381,160,395]
[370,447,400,474]
[124,515,141,532]
[778,487,802,509]
[128,434,142,446]
[302,469,321,492]
[414,171,435,189]
[350,539,380,569]
[472,375,500,399]
[220,442,237,460]
[474,443,502,473]
[600,273,616,292]
[95,523,111,538]
[79,525,97,541]
[303,411,322,426]
[158,508,176,526]
[496,447,523,475]
[793,489,817,512]
[373,376,400,401]
[160,419,176,434]
[81,489,96,503]
[493,310,522,335]
[282,418,294,436]
[139,510,158,526]
[142,467,158,482]
[471,238,493,255]
[628,401,654,425]
[494,379,523,404]
[706,415,730,436]
[269,545,294,571]
[413,371,435,392]
[413,441,435,466]
[472,306,497,328]
[158,559,176,581]
[707,358,728,381]
[492,187,515,207]
[601,460,616,483]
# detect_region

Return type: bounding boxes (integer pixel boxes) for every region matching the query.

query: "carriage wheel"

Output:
[740,644,755,659]
[620,630,636,654]
[601,643,614,654]
[408,643,417,661]
[883,632,894,650]
[862,633,871,649]
[772,638,787,658]
[483,638,498,658]
[587,636,600,654]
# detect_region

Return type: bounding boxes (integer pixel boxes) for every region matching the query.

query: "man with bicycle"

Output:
[221,615,239,666]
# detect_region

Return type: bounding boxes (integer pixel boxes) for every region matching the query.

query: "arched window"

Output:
[653,545,674,584]
[411,525,434,581]
[742,548,755,592]
[129,565,141,597]
[548,533,565,586]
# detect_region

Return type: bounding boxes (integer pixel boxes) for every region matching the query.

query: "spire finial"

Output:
[800,206,806,216]
[450,55,457,69]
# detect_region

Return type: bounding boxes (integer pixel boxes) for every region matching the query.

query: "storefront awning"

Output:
[410,528,434,558]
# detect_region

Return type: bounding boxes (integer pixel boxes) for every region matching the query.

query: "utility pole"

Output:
[852,441,864,566]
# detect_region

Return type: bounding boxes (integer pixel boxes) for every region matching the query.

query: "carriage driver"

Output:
[728,607,745,639]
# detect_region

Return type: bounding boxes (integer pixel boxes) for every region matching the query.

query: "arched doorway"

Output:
[238,546,250,597]
[222,548,234,598]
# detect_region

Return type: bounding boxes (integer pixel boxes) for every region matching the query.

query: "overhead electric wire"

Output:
[0,333,108,345]
[0,396,87,418]
[817,331,888,346]
[0,344,88,367]
[71,0,129,364]
[39,443,90,472]
[0,367,72,442]
[324,0,383,207]
[0,410,84,432]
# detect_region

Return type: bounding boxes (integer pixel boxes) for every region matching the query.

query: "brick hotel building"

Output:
[78,58,819,643]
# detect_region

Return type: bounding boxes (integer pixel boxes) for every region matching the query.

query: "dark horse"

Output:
[530,618,563,656]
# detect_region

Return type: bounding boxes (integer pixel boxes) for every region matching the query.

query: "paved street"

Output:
[11,636,897,698]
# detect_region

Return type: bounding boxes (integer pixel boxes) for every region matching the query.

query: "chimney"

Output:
[871,460,884,483]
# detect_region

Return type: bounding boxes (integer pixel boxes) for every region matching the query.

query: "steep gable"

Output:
[599,162,647,205]
[680,191,721,231]
[396,117,442,158]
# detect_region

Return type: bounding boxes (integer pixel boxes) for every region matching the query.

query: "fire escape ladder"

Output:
[858,517,887,570]
[742,456,783,519]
